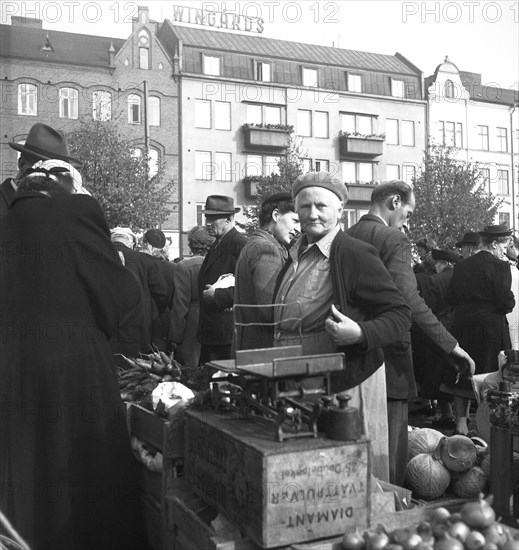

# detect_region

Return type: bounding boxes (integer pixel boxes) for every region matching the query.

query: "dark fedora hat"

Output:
[455,231,481,248]
[431,248,460,263]
[144,228,166,249]
[9,123,80,166]
[478,224,512,238]
[201,195,240,215]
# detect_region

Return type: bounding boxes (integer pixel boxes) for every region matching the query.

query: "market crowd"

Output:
[0,122,518,550]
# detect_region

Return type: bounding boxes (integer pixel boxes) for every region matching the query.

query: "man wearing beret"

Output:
[347,180,474,485]
[197,195,247,364]
[273,171,412,481]
[234,192,299,350]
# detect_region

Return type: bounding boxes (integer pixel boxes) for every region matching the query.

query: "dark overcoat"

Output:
[447,250,515,374]
[0,192,146,550]
[197,227,247,346]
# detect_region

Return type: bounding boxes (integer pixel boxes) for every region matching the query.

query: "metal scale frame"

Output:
[208,345,344,442]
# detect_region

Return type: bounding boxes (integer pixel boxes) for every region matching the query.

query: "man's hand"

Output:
[203,284,216,304]
[449,344,476,380]
[324,304,365,345]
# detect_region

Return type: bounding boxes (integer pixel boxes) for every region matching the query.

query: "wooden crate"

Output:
[167,478,260,550]
[185,409,371,549]
[127,403,185,550]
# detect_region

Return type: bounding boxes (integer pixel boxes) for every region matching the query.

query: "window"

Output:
[297,109,312,137]
[302,67,318,87]
[314,111,329,138]
[342,161,373,183]
[479,167,490,191]
[195,99,211,128]
[386,119,399,145]
[496,170,509,195]
[402,163,416,185]
[18,83,37,115]
[245,154,280,176]
[386,165,400,180]
[254,61,271,82]
[341,113,374,135]
[215,101,231,130]
[138,30,150,70]
[444,80,455,99]
[195,151,212,180]
[401,121,415,147]
[92,91,111,121]
[148,148,159,177]
[128,94,141,124]
[391,79,405,98]
[439,121,462,147]
[59,87,78,119]
[343,210,357,229]
[245,103,283,126]
[477,125,489,150]
[196,203,205,226]
[314,159,329,172]
[497,127,508,152]
[347,74,362,92]
[148,97,160,126]
[202,54,220,76]
[301,158,312,173]
[499,212,511,227]
[215,152,232,182]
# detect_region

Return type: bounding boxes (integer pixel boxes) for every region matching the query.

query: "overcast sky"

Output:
[2,0,518,90]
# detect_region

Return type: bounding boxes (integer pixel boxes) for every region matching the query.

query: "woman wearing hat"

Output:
[0,168,146,549]
[234,192,300,351]
[447,224,515,432]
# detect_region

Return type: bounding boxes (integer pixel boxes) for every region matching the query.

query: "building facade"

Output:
[426,58,519,229]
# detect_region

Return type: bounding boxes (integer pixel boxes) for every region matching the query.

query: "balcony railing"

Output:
[242,124,291,150]
[339,132,385,158]
[346,183,377,202]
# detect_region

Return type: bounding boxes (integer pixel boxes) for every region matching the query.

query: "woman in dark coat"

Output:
[0,167,146,550]
[447,224,515,376]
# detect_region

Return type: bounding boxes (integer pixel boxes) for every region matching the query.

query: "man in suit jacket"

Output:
[346,180,474,486]
[197,195,247,365]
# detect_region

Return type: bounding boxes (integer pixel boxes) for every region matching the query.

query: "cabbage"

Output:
[451,466,487,498]
[405,453,451,500]
[407,428,444,460]
[439,434,477,472]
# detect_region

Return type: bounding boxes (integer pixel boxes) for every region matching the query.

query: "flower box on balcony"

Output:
[339,133,384,157]
[243,124,291,149]
[347,183,377,202]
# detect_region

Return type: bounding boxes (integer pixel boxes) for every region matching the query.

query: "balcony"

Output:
[339,132,384,158]
[346,183,377,202]
[242,124,292,150]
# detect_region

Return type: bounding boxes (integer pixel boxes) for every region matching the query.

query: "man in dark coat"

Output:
[1,122,80,220]
[111,227,169,353]
[0,177,146,549]
[346,180,474,485]
[197,195,247,364]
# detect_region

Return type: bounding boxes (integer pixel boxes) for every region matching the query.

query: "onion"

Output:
[483,523,508,547]
[342,530,366,550]
[465,530,487,550]
[434,535,464,550]
[439,434,477,472]
[460,496,496,529]
[451,466,487,498]
[405,454,450,500]
[407,428,444,460]
[365,532,390,550]
[448,521,471,542]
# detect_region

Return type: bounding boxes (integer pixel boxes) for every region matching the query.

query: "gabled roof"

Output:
[160,21,418,76]
[0,24,126,68]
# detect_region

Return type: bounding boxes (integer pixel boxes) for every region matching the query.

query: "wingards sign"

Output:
[171,4,264,33]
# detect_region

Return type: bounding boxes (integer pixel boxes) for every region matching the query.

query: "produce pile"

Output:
[341,496,518,550]
[405,429,489,500]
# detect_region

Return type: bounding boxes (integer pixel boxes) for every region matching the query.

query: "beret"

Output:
[292,171,348,202]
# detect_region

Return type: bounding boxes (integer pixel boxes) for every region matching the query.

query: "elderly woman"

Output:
[234,192,300,351]
[0,164,145,549]
[169,226,215,367]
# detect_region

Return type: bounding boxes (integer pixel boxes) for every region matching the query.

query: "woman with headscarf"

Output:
[0,163,146,550]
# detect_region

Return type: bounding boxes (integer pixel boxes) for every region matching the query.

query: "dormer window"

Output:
[254,60,271,82]
[302,67,318,87]
[202,54,221,76]
[391,79,405,98]
[444,79,455,98]
[347,73,362,92]
[138,30,150,70]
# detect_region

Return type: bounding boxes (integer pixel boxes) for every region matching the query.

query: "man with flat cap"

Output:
[197,195,247,364]
[234,192,300,351]
[273,171,412,481]
[1,122,80,220]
